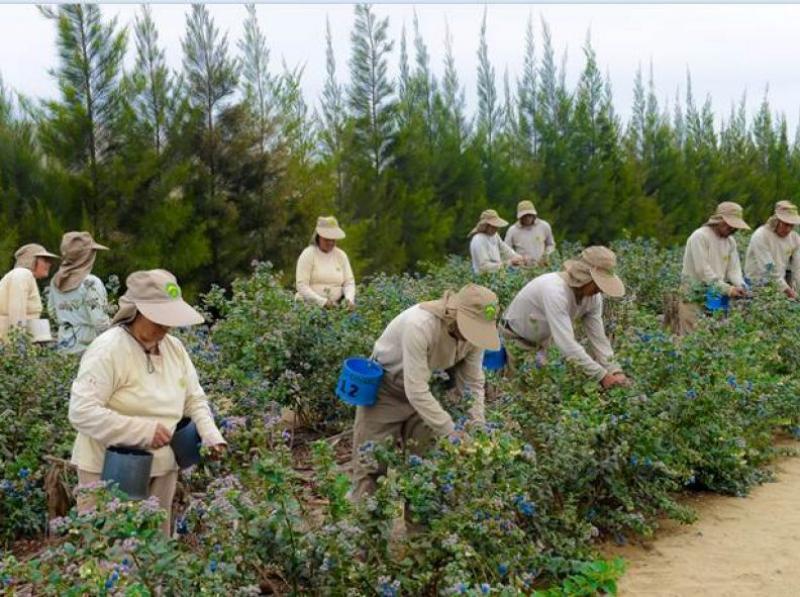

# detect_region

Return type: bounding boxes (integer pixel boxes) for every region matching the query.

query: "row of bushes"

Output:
[2,239,799,594]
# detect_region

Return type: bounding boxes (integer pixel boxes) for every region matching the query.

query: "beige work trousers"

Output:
[76,469,178,537]
[351,380,437,501]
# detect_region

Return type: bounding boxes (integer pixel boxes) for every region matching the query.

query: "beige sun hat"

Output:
[14,243,60,270]
[563,246,625,298]
[315,216,346,241]
[53,231,109,292]
[708,201,750,230]
[468,209,509,237]
[517,200,538,219]
[774,201,800,226]
[452,283,501,350]
[112,269,204,327]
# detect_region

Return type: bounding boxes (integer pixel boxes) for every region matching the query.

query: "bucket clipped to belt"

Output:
[101,446,153,500]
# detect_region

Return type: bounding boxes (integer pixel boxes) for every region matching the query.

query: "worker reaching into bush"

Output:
[48,231,111,354]
[469,209,525,274]
[675,201,750,333]
[501,246,629,390]
[504,200,556,266]
[745,200,800,299]
[68,269,226,536]
[0,243,59,341]
[295,215,356,309]
[350,283,500,501]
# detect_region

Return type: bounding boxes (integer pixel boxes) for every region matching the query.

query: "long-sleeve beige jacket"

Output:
[681,225,745,295]
[69,326,225,476]
[0,268,42,339]
[295,245,356,306]
[744,225,800,292]
[372,305,486,436]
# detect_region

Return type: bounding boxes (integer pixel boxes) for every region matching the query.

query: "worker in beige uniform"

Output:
[501,246,629,389]
[744,200,800,299]
[0,243,59,340]
[676,202,750,334]
[469,209,525,274]
[295,215,356,308]
[504,200,556,266]
[68,270,226,536]
[351,283,500,501]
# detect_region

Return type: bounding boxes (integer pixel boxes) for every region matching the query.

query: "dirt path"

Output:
[607,454,800,597]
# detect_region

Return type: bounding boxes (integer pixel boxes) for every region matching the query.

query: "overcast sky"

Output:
[2,3,800,134]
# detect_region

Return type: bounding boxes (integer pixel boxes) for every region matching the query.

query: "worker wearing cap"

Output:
[68,270,226,535]
[48,232,112,354]
[681,201,750,298]
[745,200,800,299]
[501,247,629,389]
[0,243,59,341]
[504,200,555,266]
[469,209,524,274]
[296,216,356,308]
[351,283,500,500]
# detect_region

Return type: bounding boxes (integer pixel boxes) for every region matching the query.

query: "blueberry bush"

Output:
[2,240,800,595]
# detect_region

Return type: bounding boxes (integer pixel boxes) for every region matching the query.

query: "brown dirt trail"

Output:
[607,454,800,597]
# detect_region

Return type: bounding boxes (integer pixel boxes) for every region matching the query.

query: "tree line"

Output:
[1,3,798,295]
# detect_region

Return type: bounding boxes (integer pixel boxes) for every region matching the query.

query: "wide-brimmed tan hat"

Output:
[14,243,59,270]
[563,246,625,298]
[60,231,108,259]
[708,201,749,230]
[53,231,109,292]
[774,201,800,226]
[452,283,501,350]
[517,200,538,219]
[315,216,346,240]
[468,209,509,237]
[113,269,203,327]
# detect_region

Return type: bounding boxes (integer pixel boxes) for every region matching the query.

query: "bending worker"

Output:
[501,246,629,389]
[469,209,524,274]
[48,231,111,354]
[351,283,500,500]
[296,215,356,308]
[0,243,59,340]
[745,200,800,299]
[504,200,556,266]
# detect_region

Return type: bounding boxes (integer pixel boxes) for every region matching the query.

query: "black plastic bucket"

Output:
[171,417,202,469]
[101,446,153,500]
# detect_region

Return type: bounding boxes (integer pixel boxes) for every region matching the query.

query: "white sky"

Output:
[2,3,800,134]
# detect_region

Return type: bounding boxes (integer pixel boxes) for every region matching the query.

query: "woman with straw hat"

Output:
[0,243,59,341]
[468,209,524,274]
[504,200,556,266]
[501,247,629,389]
[295,216,356,308]
[48,231,111,354]
[351,283,500,502]
[745,200,800,299]
[68,270,226,536]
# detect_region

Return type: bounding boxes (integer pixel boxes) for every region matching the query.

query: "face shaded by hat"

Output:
[452,283,501,350]
[773,200,800,226]
[112,270,204,328]
[468,209,509,237]
[52,231,109,293]
[707,202,750,230]
[13,244,59,271]
[314,216,346,241]
[562,246,625,298]
[516,200,538,220]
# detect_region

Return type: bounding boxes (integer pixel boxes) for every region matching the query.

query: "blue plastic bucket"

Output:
[336,358,384,406]
[483,345,508,371]
[705,289,730,312]
[171,417,202,470]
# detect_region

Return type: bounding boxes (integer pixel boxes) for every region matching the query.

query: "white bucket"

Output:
[26,319,53,343]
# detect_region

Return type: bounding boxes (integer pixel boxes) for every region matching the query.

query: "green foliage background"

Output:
[3,4,798,296]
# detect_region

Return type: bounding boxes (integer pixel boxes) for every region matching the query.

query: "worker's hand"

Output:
[510,255,525,267]
[324,299,337,309]
[785,287,797,300]
[728,287,747,298]
[151,423,172,449]
[208,443,227,460]
[600,373,629,390]
[345,300,356,311]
